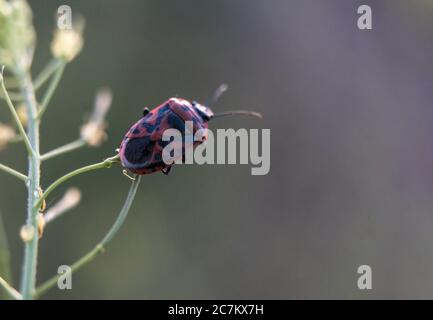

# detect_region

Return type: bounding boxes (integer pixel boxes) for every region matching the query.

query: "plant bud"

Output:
[0,0,36,72]
[20,224,35,242]
[50,17,84,62]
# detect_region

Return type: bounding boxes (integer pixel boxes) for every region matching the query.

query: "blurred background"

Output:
[1,0,433,299]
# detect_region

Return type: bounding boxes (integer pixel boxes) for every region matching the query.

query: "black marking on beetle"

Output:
[124,137,154,164]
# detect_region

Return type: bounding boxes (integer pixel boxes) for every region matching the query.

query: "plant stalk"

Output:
[33,58,63,91]
[37,61,66,119]
[34,154,120,212]
[35,175,141,298]
[19,72,41,300]
[0,276,22,300]
[0,67,35,156]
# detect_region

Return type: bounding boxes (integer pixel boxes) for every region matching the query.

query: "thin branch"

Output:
[33,58,63,91]
[34,175,141,298]
[40,139,86,162]
[0,276,22,300]
[0,163,27,182]
[3,76,20,88]
[0,66,35,156]
[34,154,120,212]
[37,61,66,119]
[0,211,12,300]
[0,90,24,101]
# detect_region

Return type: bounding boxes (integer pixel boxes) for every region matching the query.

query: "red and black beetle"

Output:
[119,85,262,175]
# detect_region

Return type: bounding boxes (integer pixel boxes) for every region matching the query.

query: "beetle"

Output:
[119,85,262,176]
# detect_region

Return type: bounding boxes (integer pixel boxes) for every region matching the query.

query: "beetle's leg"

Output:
[122,169,136,180]
[143,107,150,117]
[161,166,172,175]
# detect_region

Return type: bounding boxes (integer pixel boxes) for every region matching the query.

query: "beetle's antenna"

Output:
[206,83,228,106]
[205,84,262,120]
[211,110,263,119]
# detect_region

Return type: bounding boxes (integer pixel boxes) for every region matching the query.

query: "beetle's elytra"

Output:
[119,89,262,176]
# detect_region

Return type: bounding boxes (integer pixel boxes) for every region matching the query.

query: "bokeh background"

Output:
[1,0,433,299]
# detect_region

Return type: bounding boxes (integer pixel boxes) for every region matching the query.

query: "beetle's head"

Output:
[192,101,214,121]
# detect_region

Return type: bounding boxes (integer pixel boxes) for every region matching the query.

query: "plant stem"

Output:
[40,139,86,162]
[18,71,41,300]
[33,58,63,91]
[0,67,35,156]
[3,76,20,88]
[0,276,22,300]
[37,61,66,119]
[0,163,27,182]
[0,90,24,101]
[34,154,120,212]
[0,211,12,300]
[34,175,141,298]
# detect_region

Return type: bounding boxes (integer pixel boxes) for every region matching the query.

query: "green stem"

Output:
[0,211,12,300]
[0,163,27,182]
[0,67,35,156]
[33,58,63,91]
[34,175,141,298]
[3,76,20,88]
[37,61,66,119]
[0,276,22,300]
[40,139,86,162]
[19,71,41,300]
[34,154,120,212]
[0,90,24,101]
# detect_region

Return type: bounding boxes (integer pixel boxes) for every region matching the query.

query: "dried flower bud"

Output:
[80,122,107,147]
[80,88,112,147]
[50,17,84,62]
[37,213,45,238]
[20,224,35,242]
[0,0,36,72]
[45,187,81,224]
[0,122,16,150]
